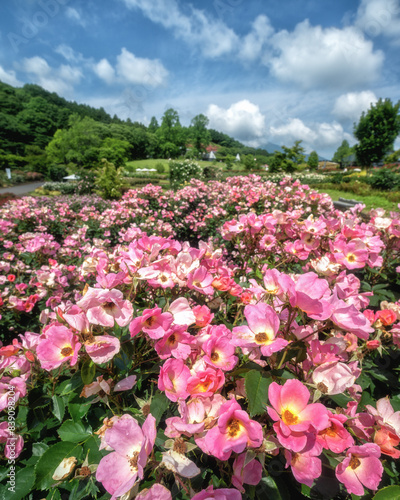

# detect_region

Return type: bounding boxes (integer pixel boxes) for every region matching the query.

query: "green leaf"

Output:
[256,476,284,500]
[68,398,90,423]
[245,370,271,417]
[373,485,400,500]
[329,393,352,408]
[81,358,96,385]
[32,443,50,456]
[34,441,83,490]
[56,374,83,397]
[301,484,312,498]
[0,467,35,500]
[83,435,104,464]
[150,392,170,425]
[51,395,65,422]
[28,388,50,410]
[57,420,92,443]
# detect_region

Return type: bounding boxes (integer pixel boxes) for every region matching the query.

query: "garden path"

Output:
[0,181,43,196]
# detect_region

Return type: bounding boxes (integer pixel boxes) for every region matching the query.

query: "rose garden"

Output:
[1,174,400,499]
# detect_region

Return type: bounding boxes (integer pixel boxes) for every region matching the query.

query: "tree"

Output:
[189,114,210,153]
[243,154,257,171]
[282,140,305,165]
[98,137,130,168]
[354,98,400,167]
[307,151,319,170]
[332,140,352,167]
[46,114,108,168]
[385,149,400,164]
[148,116,159,133]
[156,108,186,157]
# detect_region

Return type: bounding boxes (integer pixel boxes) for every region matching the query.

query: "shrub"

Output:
[0,192,17,206]
[41,182,77,194]
[169,159,203,189]
[48,164,68,182]
[25,171,44,181]
[155,162,165,173]
[95,158,124,200]
[366,169,400,191]
[203,165,223,180]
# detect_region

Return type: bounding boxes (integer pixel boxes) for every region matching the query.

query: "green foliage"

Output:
[169,159,203,189]
[385,149,400,164]
[373,485,400,499]
[282,140,305,165]
[95,159,124,200]
[354,98,400,167]
[244,370,271,417]
[244,154,257,171]
[225,154,235,170]
[48,165,68,182]
[189,113,210,152]
[307,150,319,170]
[365,169,400,191]
[332,139,353,166]
[155,161,165,173]
[156,108,186,158]
[269,142,305,173]
[203,165,222,180]
[97,137,130,168]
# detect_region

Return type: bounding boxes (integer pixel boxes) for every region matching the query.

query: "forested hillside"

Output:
[0,80,271,173]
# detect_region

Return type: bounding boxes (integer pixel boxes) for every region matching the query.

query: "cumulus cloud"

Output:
[93,58,116,85]
[116,48,168,86]
[0,66,22,87]
[92,49,168,87]
[19,56,82,95]
[332,91,378,122]
[268,20,384,88]
[238,15,274,62]
[270,118,352,150]
[206,100,266,144]
[122,0,239,57]
[355,0,400,42]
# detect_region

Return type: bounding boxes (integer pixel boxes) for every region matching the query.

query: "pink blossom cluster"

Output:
[1,178,400,498]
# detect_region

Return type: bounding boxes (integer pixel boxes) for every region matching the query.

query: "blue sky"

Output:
[1,0,400,158]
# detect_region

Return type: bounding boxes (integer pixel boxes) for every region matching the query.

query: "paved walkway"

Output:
[0,182,43,196]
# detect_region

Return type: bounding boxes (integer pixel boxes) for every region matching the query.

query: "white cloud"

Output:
[0,66,22,87]
[268,20,384,88]
[93,58,116,85]
[238,15,274,62]
[22,56,51,76]
[65,7,86,27]
[270,118,352,150]
[55,44,84,63]
[122,0,239,57]
[19,56,82,96]
[206,100,266,144]
[92,48,168,87]
[333,91,378,122]
[270,118,317,143]
[116,48,168,86]
[355,0,400,42]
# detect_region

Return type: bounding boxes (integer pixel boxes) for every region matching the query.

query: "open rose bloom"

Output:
[2,175,400,499]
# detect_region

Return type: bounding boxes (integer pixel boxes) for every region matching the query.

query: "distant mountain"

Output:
[263,142,284,154]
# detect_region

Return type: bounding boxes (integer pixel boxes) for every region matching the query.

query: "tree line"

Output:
[0,81,273,176]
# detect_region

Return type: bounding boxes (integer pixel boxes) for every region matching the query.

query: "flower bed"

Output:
[1,176,400,499]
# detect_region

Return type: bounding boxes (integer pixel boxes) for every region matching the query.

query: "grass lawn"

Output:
[318,187,398,212]
[125,158,229,172]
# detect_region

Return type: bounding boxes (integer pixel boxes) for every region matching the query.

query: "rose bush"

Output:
[1,175,400,499]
